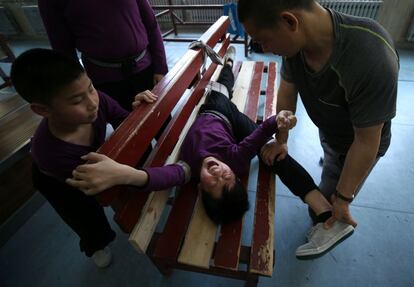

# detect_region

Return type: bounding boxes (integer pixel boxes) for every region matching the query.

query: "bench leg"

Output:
[245,274,259,287]
[151,258,173,277]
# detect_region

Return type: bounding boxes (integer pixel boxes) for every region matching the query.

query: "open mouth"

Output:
[206,160,219,171]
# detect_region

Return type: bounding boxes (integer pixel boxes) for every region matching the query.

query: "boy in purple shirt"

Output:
[10,48,156,268]
[38,0,168,112]
[68,47,355,258]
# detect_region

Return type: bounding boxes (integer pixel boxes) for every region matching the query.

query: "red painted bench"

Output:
[97,16,278,287]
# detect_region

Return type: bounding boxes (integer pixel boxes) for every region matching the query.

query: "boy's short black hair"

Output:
[10,48,85,104]
[238,0,314,28]
[201,179,249,225]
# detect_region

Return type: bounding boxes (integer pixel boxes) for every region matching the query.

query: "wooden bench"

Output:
[97,16,278,287]
[0,91,41,225]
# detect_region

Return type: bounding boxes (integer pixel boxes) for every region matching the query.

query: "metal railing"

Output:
[319,0,383,19]
[151,2,248,56]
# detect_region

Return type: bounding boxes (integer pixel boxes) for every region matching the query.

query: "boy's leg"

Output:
[32,164,115,257]
[201,64,259,142]
[272,154,331,221]
[216,63,235,97]
[95,65,154,112]
[272,154,355,259]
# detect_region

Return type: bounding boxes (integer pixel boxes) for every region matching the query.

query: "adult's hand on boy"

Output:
[324,195,358,229]
[66,152,136,195]
[132,90,158,109]
[260,139,288,166]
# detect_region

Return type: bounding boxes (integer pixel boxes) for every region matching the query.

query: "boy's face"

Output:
[43,73,99,126]
[243,17,301,57]
[199,156,236,199]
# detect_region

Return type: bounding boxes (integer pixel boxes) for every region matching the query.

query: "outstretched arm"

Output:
[66,153,189,195]
[66,153,148,195]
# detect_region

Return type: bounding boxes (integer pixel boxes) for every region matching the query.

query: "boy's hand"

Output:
[66,152,136,195]
[132,90,158,109]
[276,110,297,131]
[260,139,288,166]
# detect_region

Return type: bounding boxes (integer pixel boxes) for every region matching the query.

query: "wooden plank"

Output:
[151,181,198,262]
[213,175,248,270]
[232,61,255,112]
[177,194,217,269]
[233,61,242,80]
[248,63,277,276]
[264,62,277,120]
[244,62,264,122]
[0,105,41,164]
[0,93,26,119]
[249,163,275,276]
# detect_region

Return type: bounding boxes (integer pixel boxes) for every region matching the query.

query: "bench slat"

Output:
[152,182,198,262]
[264,62,277,120]
[233,61,242,80]
[0,105,40,164]
[249,162,276,276]
[232,61,255,112]
[244,62,264,122]
[249,63,277,276]
[213,175,247,270]
[0,93,26,119]
[177,194,217,269]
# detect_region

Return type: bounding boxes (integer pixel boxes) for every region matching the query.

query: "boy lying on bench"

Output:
[67,46,354,259]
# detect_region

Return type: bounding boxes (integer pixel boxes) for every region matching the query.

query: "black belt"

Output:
[83,49,147,76]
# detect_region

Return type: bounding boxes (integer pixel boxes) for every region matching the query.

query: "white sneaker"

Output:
[296,221,354,259]
[224,45,236,64]
[92,246,112,268]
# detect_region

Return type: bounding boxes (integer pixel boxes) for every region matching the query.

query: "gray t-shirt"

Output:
[281,9,399,156]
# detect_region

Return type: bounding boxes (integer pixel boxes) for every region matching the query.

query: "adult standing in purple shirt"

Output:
[38,0,168,111]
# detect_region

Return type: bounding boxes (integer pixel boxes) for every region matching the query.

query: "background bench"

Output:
[97,16,278,287]
[0,36,40,226]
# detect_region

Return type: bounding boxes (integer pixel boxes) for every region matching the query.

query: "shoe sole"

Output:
[295,227,354,260]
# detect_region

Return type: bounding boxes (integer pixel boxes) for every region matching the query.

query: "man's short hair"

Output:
[238,0,314,28]
[11,48,85,104]
[201,179,249,225]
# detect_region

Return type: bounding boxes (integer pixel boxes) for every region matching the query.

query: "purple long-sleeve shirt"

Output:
[31,91,129,181]
[38,0,168,85]
[140,114,277,192]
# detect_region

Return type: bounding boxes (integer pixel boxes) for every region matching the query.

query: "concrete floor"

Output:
[0,39,413,287]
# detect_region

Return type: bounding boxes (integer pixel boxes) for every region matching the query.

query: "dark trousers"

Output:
[200,64,318,201]
[96,65,170,165]
[32,164,116,257]
[95,65,154,112]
